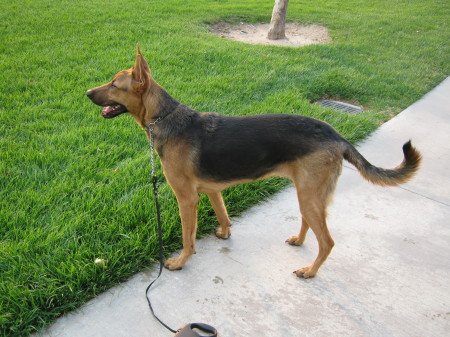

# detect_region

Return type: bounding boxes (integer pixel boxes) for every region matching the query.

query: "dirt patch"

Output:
[210,22,332,47]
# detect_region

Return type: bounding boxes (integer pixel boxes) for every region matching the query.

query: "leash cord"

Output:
[145,122,218,337]
[145,123,177,334]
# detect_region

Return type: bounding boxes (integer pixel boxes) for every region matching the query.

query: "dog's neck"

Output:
[136,80,182,129]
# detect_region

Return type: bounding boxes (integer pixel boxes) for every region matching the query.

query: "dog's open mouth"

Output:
[101,104,127,118]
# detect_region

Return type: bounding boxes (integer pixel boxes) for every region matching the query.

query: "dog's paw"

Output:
[215,226,231,239]
[164,258,184,271]
[285,235,304,246]
[293,266,316,279]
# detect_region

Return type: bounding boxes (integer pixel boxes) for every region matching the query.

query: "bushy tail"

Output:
[343,140,422,186]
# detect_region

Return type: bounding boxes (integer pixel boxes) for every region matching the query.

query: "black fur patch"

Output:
[189,113,343,182]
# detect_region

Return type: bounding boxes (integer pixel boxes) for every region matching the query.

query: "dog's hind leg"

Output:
[289,186,334,278]
[207,192,231,239]
[293,200,334,278]
[286,215,309,246]
[164,190,200,270]
[290,155,341,278]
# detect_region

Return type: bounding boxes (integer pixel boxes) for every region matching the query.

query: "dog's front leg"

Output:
[164,192,199,270]
[207,192,231,239]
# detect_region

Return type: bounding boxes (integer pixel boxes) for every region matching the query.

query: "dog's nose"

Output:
[86,90,94,98]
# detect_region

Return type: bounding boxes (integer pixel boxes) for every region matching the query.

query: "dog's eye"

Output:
[111,83,117,89]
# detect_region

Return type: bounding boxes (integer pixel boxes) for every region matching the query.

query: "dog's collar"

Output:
[146,109,174,129]
[147,112,173,131]
[147,116,162,130]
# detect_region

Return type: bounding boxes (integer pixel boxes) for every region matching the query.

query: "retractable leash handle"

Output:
[175,323,218,337]
[146,124,218,337]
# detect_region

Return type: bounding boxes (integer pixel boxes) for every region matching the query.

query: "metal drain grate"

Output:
[317,100,363,114]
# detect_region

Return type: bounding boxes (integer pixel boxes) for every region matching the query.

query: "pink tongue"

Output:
[102,106,114,114]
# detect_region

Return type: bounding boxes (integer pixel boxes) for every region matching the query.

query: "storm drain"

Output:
[317,100,363,114]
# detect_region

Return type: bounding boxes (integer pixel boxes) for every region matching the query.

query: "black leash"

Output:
[145,172,177,333]
[145,122,218,337]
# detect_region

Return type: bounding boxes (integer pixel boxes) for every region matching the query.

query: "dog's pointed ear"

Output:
[132,44,151,92]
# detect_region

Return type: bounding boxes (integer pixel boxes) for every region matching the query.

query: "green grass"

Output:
[0,0,448,335]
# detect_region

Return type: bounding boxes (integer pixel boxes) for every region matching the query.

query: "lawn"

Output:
[0,0,448,335]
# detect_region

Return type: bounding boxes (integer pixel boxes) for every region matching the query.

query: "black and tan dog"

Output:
[86,46,421,278]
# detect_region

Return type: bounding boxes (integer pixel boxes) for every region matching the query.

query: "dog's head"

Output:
[86,45,155,125]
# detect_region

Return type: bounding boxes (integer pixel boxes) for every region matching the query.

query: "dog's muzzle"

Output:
[85,89,128,119]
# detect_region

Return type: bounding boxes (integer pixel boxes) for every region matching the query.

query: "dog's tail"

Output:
[343,140,422,186]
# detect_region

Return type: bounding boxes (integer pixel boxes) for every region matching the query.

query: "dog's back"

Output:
[177,113,344,182]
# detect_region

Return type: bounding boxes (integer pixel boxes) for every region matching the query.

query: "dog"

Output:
[86,45,421,278]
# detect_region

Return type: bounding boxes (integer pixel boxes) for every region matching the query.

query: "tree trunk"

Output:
[267,0,289,40]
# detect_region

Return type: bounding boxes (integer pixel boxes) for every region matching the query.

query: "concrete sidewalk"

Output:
[36,77,450,337]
